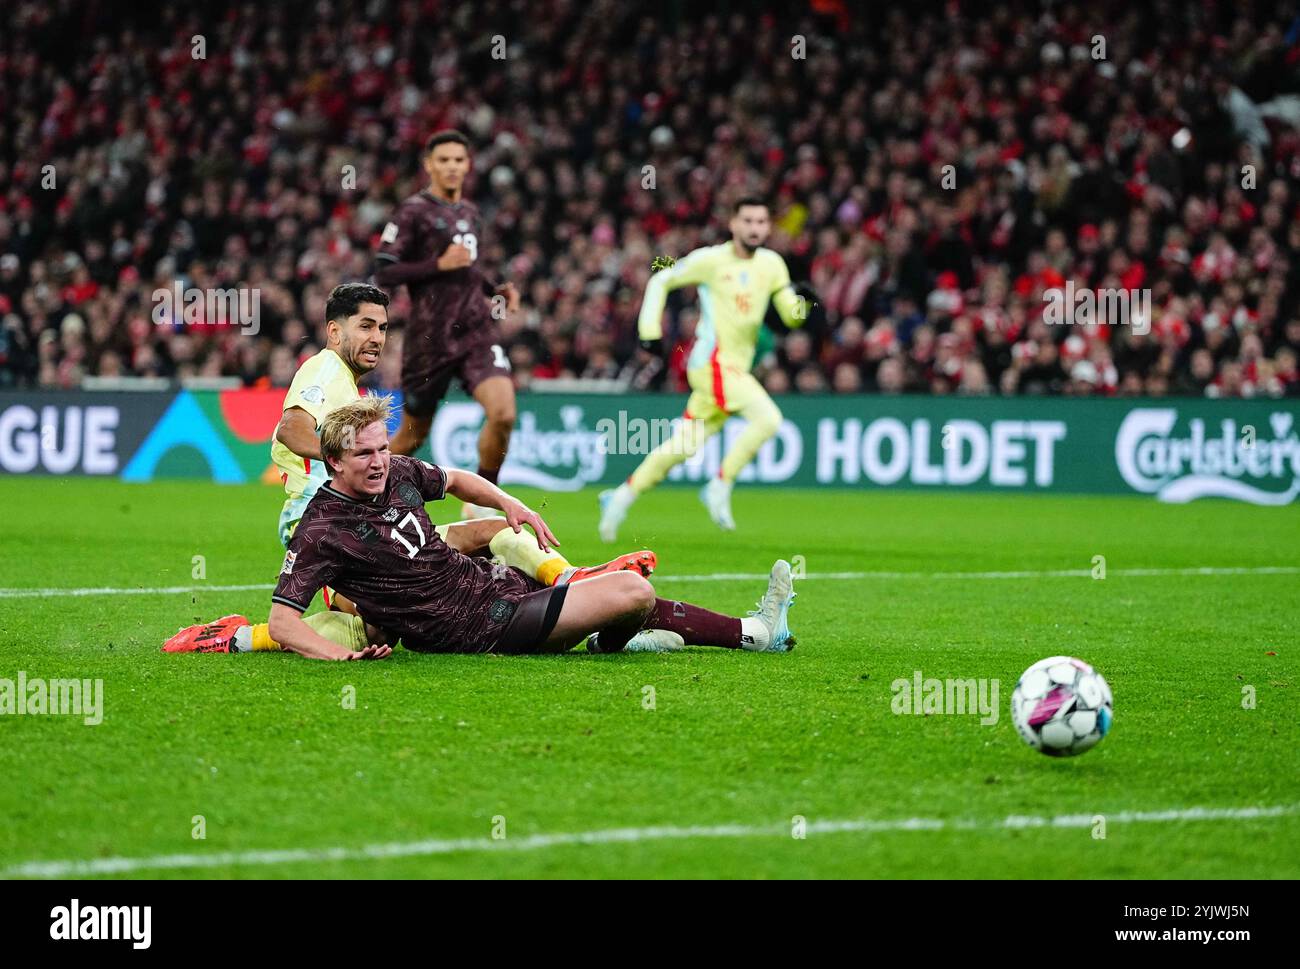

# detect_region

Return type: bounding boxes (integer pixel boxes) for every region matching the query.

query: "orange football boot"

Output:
[556,550,657,585]
[161,614,249,653]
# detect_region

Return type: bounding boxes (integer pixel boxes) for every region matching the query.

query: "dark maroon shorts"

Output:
[402,337,512,418]
[489,583,570,654]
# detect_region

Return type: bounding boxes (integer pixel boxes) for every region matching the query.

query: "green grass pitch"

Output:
[1,475,1296,879]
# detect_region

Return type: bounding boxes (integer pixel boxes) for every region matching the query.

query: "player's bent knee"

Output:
[487,406,516,430]
[619,572,656,613]
[755,406,783,438]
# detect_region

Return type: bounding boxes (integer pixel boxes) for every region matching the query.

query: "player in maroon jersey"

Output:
[374,130,518,509]
[267,397,799,660]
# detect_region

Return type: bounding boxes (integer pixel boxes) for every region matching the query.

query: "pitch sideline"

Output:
[4,803,1296,878]
[2,566,1298,599]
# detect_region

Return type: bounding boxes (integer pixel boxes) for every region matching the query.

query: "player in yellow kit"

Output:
[272,288,378,547]
[599,197,814,541]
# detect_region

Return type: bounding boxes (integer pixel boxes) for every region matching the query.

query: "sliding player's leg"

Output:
[164,512,369,654]
[162,610,367,654]
[441,517,657,586]
[234,580,363,653]
[598,383,726,541]
[703,373,782,531]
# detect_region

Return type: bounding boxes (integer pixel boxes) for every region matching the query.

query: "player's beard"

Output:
[736,236,761,254]
[343,342,380,376]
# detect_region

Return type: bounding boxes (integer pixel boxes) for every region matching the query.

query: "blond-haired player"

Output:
[164,285,654,654]
[599,197,814,541]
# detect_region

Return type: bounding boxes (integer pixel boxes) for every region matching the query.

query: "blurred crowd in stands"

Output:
[2,0,1300,398]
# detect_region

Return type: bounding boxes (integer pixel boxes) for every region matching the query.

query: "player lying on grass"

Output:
[267,396,798,659]
[163,280,653,654]
[164,521,657,654]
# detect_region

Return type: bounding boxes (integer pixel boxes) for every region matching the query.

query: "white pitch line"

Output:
[0,583,276,599]
[1,566,1298,599]
[654,566,1300,582]
[4,803,1295,878]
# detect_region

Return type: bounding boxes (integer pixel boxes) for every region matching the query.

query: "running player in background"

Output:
[598,197,816,541]
[375,130,518,518]
[268,397,797,660]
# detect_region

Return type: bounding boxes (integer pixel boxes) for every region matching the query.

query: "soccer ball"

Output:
[1010,656,1113,757]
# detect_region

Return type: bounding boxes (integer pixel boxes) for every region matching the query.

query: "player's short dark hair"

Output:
[424,129,471,155]
[326,283,389,326]
[733,196,769,214]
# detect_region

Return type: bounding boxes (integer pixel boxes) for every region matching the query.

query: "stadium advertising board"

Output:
[0,393,169,477]
[1,390,1297,505]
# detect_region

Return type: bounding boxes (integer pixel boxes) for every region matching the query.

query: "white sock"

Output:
[740,616,769,650]
[232,626,253,653]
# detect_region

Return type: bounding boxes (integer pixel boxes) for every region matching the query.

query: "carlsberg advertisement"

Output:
[1,391,1297,505]
[429,395,1300,504]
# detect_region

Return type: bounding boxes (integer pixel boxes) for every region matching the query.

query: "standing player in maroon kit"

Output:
[375,130,518,511]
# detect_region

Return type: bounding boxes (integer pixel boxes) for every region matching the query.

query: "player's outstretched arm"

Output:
[267,603,391,661]
[637,249,710,342]
[275,407,323,460]
[494,280,521,315]
[772,282,817,328]
[442,468,559,552]
[374,242,471,288]
[768,250,817,329]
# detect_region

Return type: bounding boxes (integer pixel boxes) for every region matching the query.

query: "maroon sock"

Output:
[645,597,742,649]
[477,465,500,486]
[596,598,742,652]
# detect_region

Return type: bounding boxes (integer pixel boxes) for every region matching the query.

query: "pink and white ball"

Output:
[1011,656,1113,757]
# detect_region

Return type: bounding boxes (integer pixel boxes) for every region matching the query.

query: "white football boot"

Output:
[700,477,736,531]
[586,628,684,653]
[739,558,797,652]
[598,483,636,543]
[625,629,686,652]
